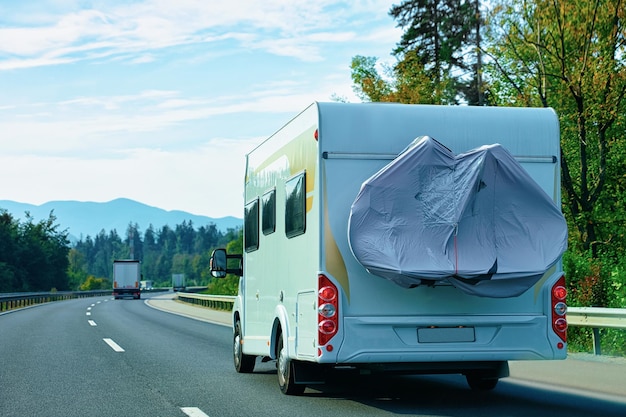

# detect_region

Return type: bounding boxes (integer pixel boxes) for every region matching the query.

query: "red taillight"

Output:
[319,320,336,334]
[551,275,568,343]
[319,285,336,302]
[314,129,319,141]
[318,274,338,346]
[553,285,567,300]
[554,318,568,332]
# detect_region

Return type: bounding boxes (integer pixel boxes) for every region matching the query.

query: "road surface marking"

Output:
[90,304,95,307]
[86,312,91,316]
[88,320,97,326]
[87,307,92,310]
[181,407,210,417]
[103,338,125,352]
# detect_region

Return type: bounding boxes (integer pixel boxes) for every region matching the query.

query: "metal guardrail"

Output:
[4,289,623,356]
[0,288,169,312]
[567,307,626,355]
[176,292,235,311]
[0,290,112,312]
[175,294,625,357]
[567,307,626,329]
[175,294,626,328]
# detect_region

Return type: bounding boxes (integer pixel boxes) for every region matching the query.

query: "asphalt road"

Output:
[1,293,625,417]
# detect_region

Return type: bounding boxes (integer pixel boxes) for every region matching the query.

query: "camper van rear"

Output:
[210,102,568,395]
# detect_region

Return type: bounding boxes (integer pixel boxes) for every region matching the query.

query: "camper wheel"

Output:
[466,374,499,391]
[234,321,255,373]
[277,333,305,395]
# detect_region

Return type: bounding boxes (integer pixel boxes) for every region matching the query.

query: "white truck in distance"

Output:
[112,260,141,300]
[210,102,569,395]
[172,274,186,292]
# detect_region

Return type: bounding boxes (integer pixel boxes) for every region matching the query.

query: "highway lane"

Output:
[1,294,625,417]
[0,296,183,416]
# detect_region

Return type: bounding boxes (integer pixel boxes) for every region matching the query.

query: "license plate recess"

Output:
[417,327,476,343]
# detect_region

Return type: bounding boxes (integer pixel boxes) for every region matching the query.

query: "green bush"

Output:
[79,275,111,291]
[563,250,626,354]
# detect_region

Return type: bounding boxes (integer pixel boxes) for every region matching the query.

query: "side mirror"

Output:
[210,249,228,278]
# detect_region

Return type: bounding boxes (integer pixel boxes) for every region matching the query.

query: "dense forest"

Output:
[68,222,241,291]
[0,207,241,293]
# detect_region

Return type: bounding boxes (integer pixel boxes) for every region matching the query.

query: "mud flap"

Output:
[292,361,326,385]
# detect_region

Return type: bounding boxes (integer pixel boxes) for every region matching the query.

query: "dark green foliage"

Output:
[390,0,476,74]
[205,229,243,296]
[70,220,242,290]
[563,250,626,353]
[388,0,484,104]
[0,209,70,292]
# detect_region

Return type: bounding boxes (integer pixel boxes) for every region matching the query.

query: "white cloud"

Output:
[0,1,398,69]
[1,86,333,155]
[0,0,400,217]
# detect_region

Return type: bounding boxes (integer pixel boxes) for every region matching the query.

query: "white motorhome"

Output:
[210,102,568,395]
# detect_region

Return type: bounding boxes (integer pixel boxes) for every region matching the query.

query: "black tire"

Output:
[277,333,306,395]
[234,321,255,373]
[466,374,499,391]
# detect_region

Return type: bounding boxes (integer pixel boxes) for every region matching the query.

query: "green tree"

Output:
[176,220,195,254]
[124,223,143,260]
[67,248,88,290]
[18,212,70,291]
[79,275,111,290]
[0,211,20,292]
[351,1,486,104]
[351,51,457,104]
[485,0,626,258]
[0,210,70,291]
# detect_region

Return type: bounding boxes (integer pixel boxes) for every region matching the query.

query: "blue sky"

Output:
[0,0,401,218]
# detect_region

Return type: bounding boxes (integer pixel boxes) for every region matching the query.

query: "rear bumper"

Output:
[332,314,566,364]
[113,289,140,299]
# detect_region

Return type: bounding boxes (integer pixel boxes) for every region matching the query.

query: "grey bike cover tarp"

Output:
[348,136,568,298]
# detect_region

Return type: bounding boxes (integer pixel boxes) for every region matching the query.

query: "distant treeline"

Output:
[0,206,241,292]
[69,221,241,290]
[0,210,70,292]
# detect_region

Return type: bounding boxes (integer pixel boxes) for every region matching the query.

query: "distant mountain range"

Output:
[0,198,242,242]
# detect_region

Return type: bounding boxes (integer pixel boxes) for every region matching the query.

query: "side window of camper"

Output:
[285,172,306,238]
[244,198,259,252]
[262,188,276,235]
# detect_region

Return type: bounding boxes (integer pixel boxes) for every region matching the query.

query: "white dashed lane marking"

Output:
[103,338,125,352]
[181,407,210,417]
